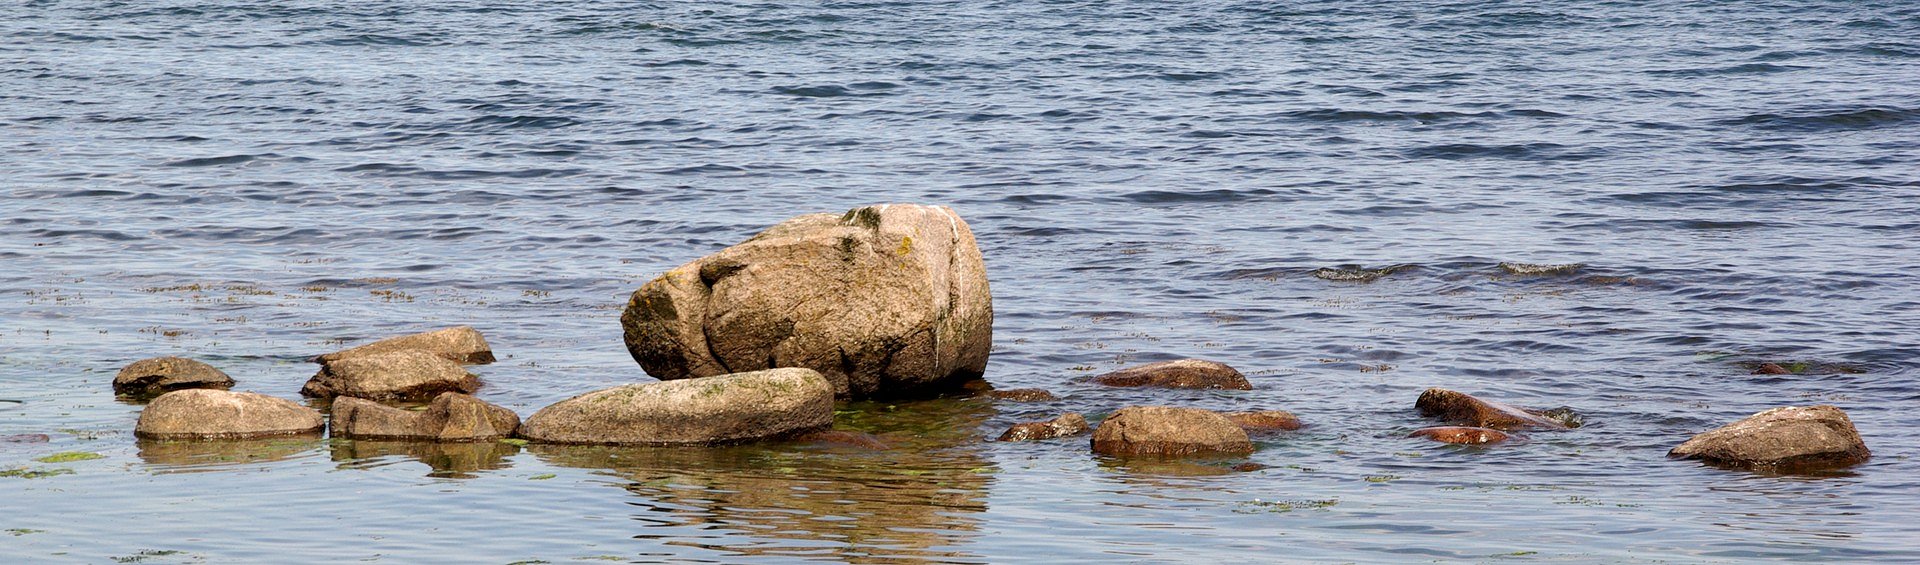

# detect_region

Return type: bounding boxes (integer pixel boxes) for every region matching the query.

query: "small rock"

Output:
[2,434,50,443]
[519,368,833,446]
[134,390,324,440]
[113,357,235,396]
[997,413,1090,442]
[1229,462,1270,472]
[986,388,1059,402]
[1752,363,1792,375]
[313,326,495,365]
[331,393,520,441]
[1669,405,1870,471]
[1497,262,1583,276]
[1311,264,1412,283]
[1415,388,1569,430]
[1092,359,1252,390]
[1091,406,1253,457]
[1223,410,1303,432]
[1409,426,1513,445]
[791,430,889,450]
[301,350,479,401]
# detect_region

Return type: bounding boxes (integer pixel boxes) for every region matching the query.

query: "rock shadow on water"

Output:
[329,438,521,479]
[137,437,325,473]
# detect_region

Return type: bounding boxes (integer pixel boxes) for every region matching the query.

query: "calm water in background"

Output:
[4,0,1919,562]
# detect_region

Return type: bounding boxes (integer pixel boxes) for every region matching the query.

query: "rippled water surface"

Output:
[5,0,1920,562]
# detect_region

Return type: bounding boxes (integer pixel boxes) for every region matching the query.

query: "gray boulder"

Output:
[134,390,324,440]
[519,368,833,446]
[331,393,520,441]
[113,356,235,396]
[1091,406,1253,457]
[301,350,479,401]
[314,326,495,365]
[1669,405,1870,471]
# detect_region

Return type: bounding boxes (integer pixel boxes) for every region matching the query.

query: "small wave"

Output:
[1646,63,1808,76]
[464,115,581,130]
[1400,142,1600,161]
[1311,264,1415,283]
[1114,188,1278,204]
[771,83,900,98]
[1716,107,1918,132]
[1281,109,1485,123]
[164,153,268,167]
[1498,262,1584,276]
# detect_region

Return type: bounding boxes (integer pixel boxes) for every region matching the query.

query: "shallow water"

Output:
[4,0,1920,562]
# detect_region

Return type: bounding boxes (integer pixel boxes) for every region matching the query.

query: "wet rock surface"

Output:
[791,430,890,450]
[1223,410,1303,432]
[1415,388,1570,431]
[112,356,235,396]
[313,326,496,365]
[1091,359,1252,390]
[1669,405,1870,472]
[1409,426,1513,445]
[519,368,834,446]
[1091,406,1253,457]
[997,413,1090,442]
[134,389,325,440]
[331,393,520,441]
[301,350,480,401]
[621,204,992,400]
[985,388,1060,402]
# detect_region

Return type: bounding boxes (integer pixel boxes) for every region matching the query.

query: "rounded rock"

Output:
[113,356,235,396]
[1669,405,1869,471]
[1409,426,1512,445]
[1091,406,1253,457]
[331,393,520,441]
[519,368,834,446]
[134,389,324,440]
[997,413,1090,442]
[1415,388,1568,431]
[302,350,479,401]
[313,326,495,365]
[1091,359,1251,390]
[1224,410,1303,432]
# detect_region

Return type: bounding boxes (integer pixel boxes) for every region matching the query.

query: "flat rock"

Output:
[1091,406,1253,457]
[1669,405,1870,471]
[301,350,479,401]
[313,326,495,365]
[113,356,235,396]
[1091,359,1252,390]
[519,368,834,446]
[986,388,1059,402]
[134,390,325,440]
[997,413,1090,442]
[1415,388,1568,431]
[1223,410,1303,431]
[621,204,992,400]
[1409,426,1512,445]
[331,393,520,441]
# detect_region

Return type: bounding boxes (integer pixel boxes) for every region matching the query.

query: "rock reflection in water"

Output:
[329,439,521,479]
[533,397,997,563]
[137,437,325,473]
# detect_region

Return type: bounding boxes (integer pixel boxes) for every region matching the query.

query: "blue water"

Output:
[4,0,1919,562]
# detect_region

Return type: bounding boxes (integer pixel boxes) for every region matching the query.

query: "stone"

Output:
[134,390,324,440]
[112,356,235,396]
[1090,406,1253,457]
[1091,359,1252,390]
[986,388,1059,402]
[620,204,992,400]
[1415,388,1569,430]
[1223,410,1303,432]
[519,368,833,446]
[1409,426,1512,445]
[997,413,1090,442]
[1669,405,1870,471]
[331,393,520,441]
[792,430,889,450]
[2,434,50,443]
[313,326,495,365]
[1752,363,1792,375]
[301,350,479,401]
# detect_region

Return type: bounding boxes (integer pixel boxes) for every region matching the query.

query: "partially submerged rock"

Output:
[113,356,235,396]
[1669,405,1870,472]
[1223,410,1303,432]
[1415,388,1569,431]
[1409,426,1512,445]
[331,393,520,441]
[791,430,889,450]
[1311,264,1412,283]
[2,434,50,444]
[1092,359,1252,390]
[301,350,479,401]
[1497,262,1583,276]
[519,368,833,446]
[986,388,1059,402]
[134,390,324,440]
[313,326,495,365]
[621,204,992,400]
[1751,362,1792,375]
[1091,406,1253,457]
[997,413,1090,442]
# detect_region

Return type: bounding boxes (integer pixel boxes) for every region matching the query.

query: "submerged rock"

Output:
[301,350,479,401]
[1415,388,1569,431]
[134,390,324,440]
[2,434,50,444]
[792,430,890,450]
[331,393,520,441]
[986,388,1060,402]
[1669,405,1870,471]
[1497,262,1583,276]
[621,204,992,400]
[997,413,1090,442]
[313,326,496,365]
[1752,362,1792,375]
[1091,406,1253,457]
[519,368,833,446]
[113,356,235,396]
[1409,426,1512,445]
[1092,359,1252,390]
[1311,264,1412,283]
[1223,410,1303,432]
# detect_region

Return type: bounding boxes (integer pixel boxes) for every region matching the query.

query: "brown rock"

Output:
[113,356,235,396]
[997,413,1090,442]
[1415,388,1568,430]
[519,368,833,446]
[1091,359,1252,390]
[1752,363,1792,375]
[134,390,324,440]
[3,434,51,443]
[301,350,479,401]
[1669,405,1870,471]
[987,388,1059,402]
[313,326,495,365]
[1091,406,1253,457]
[1409,426,1513,445]
[792,430,889,450]
[331,393,521,441]
[620,204,992,400]
[1224,410,1303,432]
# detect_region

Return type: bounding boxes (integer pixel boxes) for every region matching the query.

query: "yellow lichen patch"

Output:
[896,236,913,256]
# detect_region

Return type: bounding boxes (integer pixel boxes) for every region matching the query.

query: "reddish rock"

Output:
[792,430,889,450]
[986,388,1059,402]
[997,413,1090,442]
[1415,388,1568,431]
[1670,405,1870,471]
[1224,410,1303,432]
[1752,363,1792,375]
[1409,426,1512,445]
[1091,359,1252,390]
[1091,406,1253,457]
[1230,462,1270,472]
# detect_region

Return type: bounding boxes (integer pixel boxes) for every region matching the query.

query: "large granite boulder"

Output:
[621,204,992,400]
[113,356,235,396]
[519,368,833,446]
[331,393,520,441]
[1669,405,1870,471]
[997,413,1090,442]
[1415,388,1569,431]
[301,350,479,401]
[134,390,324,440]
[313,326,495,365]
[1092,359,1252,390]
[1091,406,1253,457]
